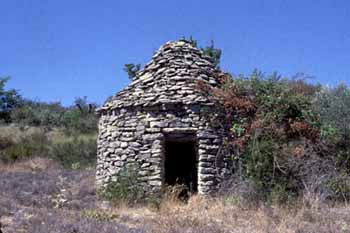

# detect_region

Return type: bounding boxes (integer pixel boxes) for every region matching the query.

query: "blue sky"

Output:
[1,0,349,105]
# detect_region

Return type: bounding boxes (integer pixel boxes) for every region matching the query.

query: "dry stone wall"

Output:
[96,40,232,195]
[98,40,219,111]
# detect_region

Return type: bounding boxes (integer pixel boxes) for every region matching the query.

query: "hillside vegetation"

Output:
[1,61,350,232]
[202,71,350,203]
[0,77,97,168]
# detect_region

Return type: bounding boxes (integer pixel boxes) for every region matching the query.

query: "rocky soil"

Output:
[1,158,350,233]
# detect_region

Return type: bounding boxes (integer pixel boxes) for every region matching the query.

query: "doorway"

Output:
[164,137,198,193]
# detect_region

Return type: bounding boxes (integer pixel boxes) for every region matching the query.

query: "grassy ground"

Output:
[1,158,350,233]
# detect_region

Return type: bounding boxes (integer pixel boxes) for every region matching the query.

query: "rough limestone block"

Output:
[120,142,128,149]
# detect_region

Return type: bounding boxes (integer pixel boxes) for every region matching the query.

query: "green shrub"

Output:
[0,130,48,163]
[313,84,350,139]
[269,183,297,205]
[327,174,350,202]
[11,101,65,128]
[63,97,97,134]
[48,136,96,168]
[211,71,324,203]
[241,134,298,202]
[62,109,97,135]
[0,77,23,123]
[10,97,98,134]
[0,134,13,150]
[0,125,97,167]
[247,71,320,127]
[82,210,119,222]
[336,150,350,173]
[100,166,145,205]
[243,135,277,190]
[320,124,339,140]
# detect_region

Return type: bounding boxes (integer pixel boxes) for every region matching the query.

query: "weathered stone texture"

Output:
[96,40,231,195]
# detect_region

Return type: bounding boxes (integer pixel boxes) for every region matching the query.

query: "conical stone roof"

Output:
[98,40,220,112]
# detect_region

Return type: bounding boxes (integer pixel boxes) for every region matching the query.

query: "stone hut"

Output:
[96,40,231,195]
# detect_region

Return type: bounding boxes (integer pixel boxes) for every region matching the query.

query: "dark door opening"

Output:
[164,140,198,193]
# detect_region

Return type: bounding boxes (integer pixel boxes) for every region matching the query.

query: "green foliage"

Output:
[11,100,65,128]
[211,71,329,203]
[320,124,338,140]
[181,36,197,47]
[326,173,350,201]
[269,183,296,205]
[241,134,298,203]
[10,97,97,134]
[0,130,48,163]
[216,70,321,144]
[0,77,23,123]
[247,70,319,126]
[48,136,97,168]
[336,149,350,173]
[201,40,222,69]
[313,83,350,139]
[243,135,277,187]
[123,63,141,80]
[0,126,96,168]
[82,210,119,222]
[312,84,350,187]
[1,77,98,131]
[62,97,97,134]
[180,37,222,68]
[101,166,145,205]
[231,123,245,137]
[0,80,97,167]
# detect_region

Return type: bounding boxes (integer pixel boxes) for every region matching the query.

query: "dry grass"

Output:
[1,158,350,233]
[150,196,350,233]
[47,129,97,144]
[0,157,60,172]
[104,195,349,233]
[0,126,46,142]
